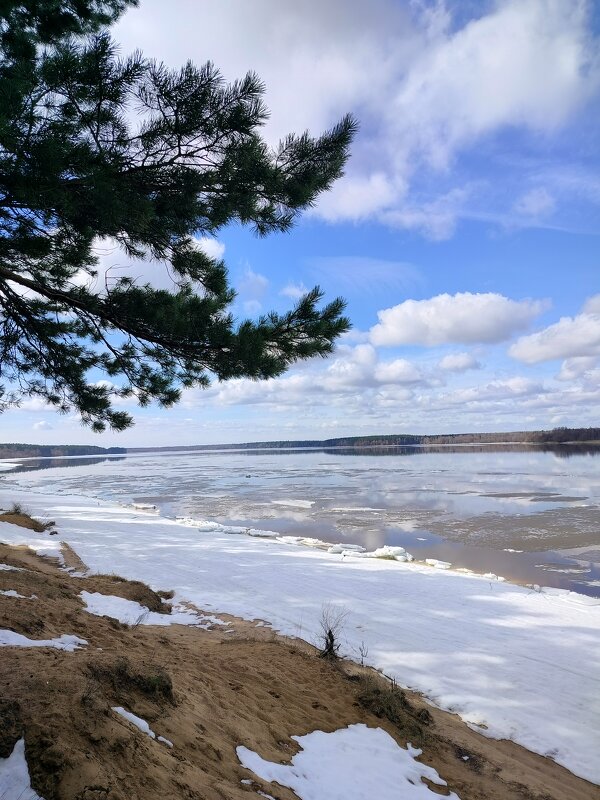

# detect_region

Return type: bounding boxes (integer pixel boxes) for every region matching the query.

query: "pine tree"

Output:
[0,1,356,431]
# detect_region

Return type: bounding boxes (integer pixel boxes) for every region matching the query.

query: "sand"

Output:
[0,539,598,800]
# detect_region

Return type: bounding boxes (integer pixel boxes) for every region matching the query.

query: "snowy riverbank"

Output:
[1,486,599,784]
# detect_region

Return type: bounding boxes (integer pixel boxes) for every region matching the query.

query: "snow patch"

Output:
[0,563,24,571]
[0,738,45,800]
[80,591,224,628]
[112,707,173,747]
[0,589,37,599]
[0,631,86,650]
[237,724,460,800]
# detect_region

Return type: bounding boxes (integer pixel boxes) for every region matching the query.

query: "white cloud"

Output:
[583,294,600,314]
[114,0,600,237]
[243,299,263,315]
[380,187,471,240]
[19,397,51,412]
[280,282,309,300]
[557,356,599,381]
[389,0,597,172]
[32,420,53,431]
[374,358,424,384]
[193,236,226,261]
[370,292,545,347]
[437,352,481,372]
[445,377,546,404]
[316,172,400,222]
[236,267,269,314]
[238,268,269,297]
[510,310,600,363]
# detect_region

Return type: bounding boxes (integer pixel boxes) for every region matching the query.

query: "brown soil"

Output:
[0,541,597,800]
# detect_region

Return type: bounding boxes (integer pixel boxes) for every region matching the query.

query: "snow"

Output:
[0,589,36,599]
[0,630,87,650]
[0,491,599,783]
[0,738,44,800]
[80,591,221,628]
[237,724,460,800]
[112,707,173,747]
[0,563,23,571]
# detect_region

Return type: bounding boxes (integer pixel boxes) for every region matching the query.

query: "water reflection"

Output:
[4,445,600,597]
[10,456,125,474]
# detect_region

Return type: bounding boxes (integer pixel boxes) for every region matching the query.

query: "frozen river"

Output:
[3,444,600,596]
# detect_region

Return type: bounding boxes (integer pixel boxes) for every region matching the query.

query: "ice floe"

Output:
[237,724,460,800]
[327,543,366,554]
[425,558,452,569]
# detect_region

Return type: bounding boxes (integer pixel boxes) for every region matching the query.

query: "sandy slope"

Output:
[0,541,598,800]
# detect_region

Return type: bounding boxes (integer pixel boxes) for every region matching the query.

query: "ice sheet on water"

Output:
[271,499,315,508]
[237,724,460,800]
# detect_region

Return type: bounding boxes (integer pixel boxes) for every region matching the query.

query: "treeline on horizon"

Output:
[0,444,126,459]
[129,426,600,452]
[0,429,598,461]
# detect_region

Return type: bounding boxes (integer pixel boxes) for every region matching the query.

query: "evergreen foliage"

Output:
[0,1,356,430]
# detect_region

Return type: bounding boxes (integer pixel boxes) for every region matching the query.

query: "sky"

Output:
[3,0,600,446]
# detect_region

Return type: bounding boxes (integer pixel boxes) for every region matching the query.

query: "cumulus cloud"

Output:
[192,343,430,410]
[374,358,424,384]
[193,236,226,261]
[437,352,481,372]
[510,310,600,363]
[33,420,53,431]
[370,292,545,347]
[557,356,599,381]
[583,294,600,314]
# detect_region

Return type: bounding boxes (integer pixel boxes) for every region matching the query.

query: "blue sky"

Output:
[4,0,600,446]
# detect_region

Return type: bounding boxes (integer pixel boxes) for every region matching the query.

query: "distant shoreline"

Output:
[0,426,599,460]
